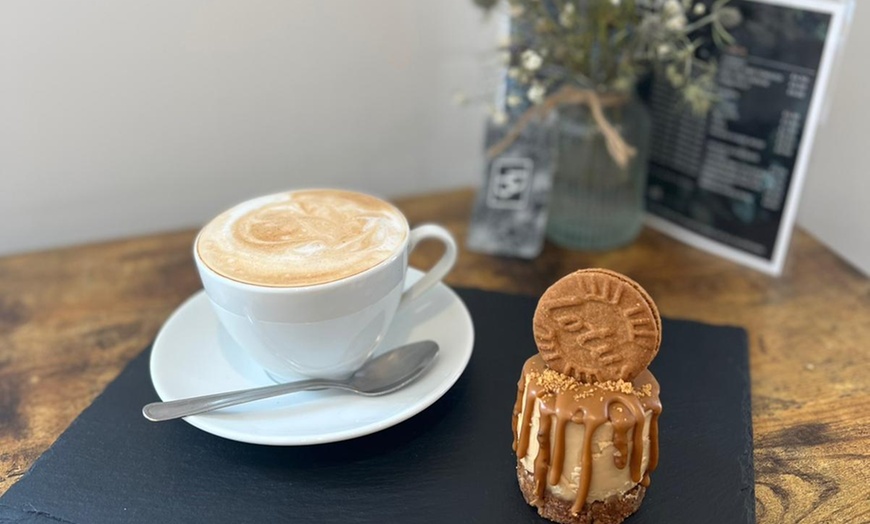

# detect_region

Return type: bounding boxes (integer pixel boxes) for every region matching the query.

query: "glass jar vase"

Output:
[545,94,652,250]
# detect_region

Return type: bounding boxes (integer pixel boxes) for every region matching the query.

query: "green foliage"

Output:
[488,0,741,113]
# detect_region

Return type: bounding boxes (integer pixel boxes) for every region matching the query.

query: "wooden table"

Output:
[0,188,867,522]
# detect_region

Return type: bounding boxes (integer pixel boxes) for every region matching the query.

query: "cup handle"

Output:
[400,224,458,306]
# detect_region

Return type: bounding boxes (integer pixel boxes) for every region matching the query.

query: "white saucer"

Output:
[149,269,474,446]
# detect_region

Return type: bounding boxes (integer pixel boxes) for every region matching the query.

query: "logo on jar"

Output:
[487,157,534,210]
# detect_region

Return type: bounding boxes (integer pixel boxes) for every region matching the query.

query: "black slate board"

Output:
[0,288,754,523]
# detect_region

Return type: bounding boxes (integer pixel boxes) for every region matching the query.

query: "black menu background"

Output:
[646,0,834,261]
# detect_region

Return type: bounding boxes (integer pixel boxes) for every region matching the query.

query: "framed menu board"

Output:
[645,0,852,275]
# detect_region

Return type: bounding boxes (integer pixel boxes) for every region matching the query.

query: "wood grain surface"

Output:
[0,188,867,523]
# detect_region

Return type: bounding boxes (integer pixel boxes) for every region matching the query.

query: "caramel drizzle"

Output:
[512,356,662,514]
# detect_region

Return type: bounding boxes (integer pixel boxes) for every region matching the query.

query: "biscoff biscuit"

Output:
[533,268,661,382]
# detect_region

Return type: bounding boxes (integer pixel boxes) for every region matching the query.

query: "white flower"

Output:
[521,50,543,71]
[717,6,743,28]
[613,76,633,92]
[610,0,621,5]
[491,110,508,126]
[527,82,546,105]
[506,95,523,107]
[663,0,683,17]
[666,14,687,31]
[666,64,685,86]
[507,67,521,79]
[559,3,576,27]
[499,51,511,65]
[693,2,706,16]
[657,44,672,56]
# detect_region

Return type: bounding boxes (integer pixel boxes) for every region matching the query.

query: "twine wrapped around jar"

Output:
[486,85,637,169]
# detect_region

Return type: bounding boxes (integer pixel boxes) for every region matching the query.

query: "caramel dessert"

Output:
[513,269,663,524]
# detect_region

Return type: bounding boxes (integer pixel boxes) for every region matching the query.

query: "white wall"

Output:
[4,1,866,271]
[797,2,870,275]
[0,1,500,255]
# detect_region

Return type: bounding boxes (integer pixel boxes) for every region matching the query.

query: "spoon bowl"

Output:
[142,340,439,422]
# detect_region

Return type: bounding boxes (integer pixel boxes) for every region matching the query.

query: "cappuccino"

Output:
[196,189,408,287]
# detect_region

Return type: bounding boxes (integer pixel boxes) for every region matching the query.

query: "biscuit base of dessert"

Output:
[517,462,646,524]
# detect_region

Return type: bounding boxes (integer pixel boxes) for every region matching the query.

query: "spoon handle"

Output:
[142,378,338,422]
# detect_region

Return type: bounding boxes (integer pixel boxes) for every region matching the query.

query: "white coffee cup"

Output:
[193,189,457,380]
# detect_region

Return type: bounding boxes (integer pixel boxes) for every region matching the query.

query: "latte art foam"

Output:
[196,190,408,287]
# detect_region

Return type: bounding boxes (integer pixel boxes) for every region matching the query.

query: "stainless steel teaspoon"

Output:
[142,340,439,422]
